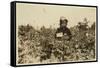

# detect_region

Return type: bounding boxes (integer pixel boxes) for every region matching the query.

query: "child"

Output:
[55,17,72,41]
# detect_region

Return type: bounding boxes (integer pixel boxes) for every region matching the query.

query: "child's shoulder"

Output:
[66,27,70,30]
[57,27,60,30]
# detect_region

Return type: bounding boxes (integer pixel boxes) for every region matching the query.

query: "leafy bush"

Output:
[18,22,96,64]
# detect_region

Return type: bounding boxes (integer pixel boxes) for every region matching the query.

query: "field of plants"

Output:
[17,20,96,64]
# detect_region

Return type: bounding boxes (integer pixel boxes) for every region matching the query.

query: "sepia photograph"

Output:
[14,2,97,66]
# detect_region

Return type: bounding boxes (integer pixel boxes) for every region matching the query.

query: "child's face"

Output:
[61,21,67,27]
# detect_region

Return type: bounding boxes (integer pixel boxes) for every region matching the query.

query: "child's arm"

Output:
[66,28,72,40]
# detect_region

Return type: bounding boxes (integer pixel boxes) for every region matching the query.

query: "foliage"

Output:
[18,22,96,64]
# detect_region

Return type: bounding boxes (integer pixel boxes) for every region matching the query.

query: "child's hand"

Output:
[63,34,69,40]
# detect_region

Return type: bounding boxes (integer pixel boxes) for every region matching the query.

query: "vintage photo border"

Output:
[10,1,98,67]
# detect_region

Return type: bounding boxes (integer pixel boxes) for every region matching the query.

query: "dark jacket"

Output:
[55,27,72,40]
